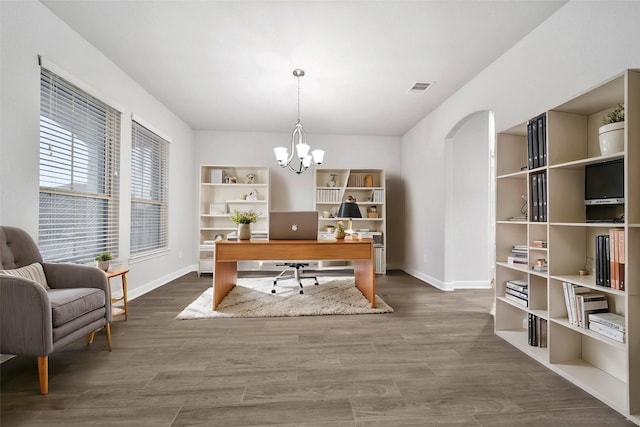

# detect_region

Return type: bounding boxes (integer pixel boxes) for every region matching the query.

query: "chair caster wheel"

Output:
[271,289,276,294]
[314,282,319,286]
[299,290,304,295]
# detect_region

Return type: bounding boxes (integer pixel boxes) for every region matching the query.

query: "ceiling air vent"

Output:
[408,81,433,94]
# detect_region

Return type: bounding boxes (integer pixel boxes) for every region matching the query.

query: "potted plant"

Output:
[334,221,346,240]
[599,103,624,155]
[230,210,260,240]
[94,252,112,271]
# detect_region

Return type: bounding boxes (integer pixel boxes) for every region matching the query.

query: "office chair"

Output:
[272,263,319,294]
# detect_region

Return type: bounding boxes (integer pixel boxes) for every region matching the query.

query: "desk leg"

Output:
[354,259,376,308]
[213,261,237,310]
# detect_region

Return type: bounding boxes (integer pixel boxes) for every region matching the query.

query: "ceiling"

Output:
[41,1,567,136]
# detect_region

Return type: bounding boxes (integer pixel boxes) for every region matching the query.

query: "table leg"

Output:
[121,273,128,321]
[354,259,376,308]
[213,261,238,309]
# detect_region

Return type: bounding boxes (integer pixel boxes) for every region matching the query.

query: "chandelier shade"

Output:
[273,69,325,174]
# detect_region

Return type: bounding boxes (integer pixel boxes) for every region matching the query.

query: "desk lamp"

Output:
[337,200,362,237]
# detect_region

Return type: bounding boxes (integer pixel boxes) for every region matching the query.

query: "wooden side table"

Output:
[106,268,129,321]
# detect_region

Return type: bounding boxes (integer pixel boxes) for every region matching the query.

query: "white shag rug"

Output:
[176,276,393,319]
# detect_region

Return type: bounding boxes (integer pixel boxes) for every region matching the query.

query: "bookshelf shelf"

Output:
[495,69,640,423]
[314,169,386,274]
[198,165,270,275]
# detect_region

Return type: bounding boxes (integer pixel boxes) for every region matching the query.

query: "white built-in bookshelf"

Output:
[314,169,386,273]
[495,69,639,424]
[197,165,270,275]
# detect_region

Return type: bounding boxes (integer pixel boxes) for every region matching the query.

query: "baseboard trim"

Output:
[401,267,451,291]
[127,264,196,301]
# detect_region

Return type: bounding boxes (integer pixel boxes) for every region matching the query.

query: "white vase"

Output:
[95,260,110,271]
[237,223,251,240]
[599,122,624,155]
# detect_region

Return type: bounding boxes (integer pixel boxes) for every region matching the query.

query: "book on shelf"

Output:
[618,229,625,291]
[505,287,528,301]
[528,120,537,169]
[506,280,528,293]
[562,283,592,326]
[528,313,537,346]
[606,229,625,291]
[537,113,547,167]
[531,264,547,272]
[540,171,547,222]
[595,234,612,287]
[530,240,547,248]
[588,312,625,333]
[576,292,608,329]
[527,314,547,348]
[504,293,528,307]
[538,317,547,348]
[589,321,625,343]
[508,256,528,265]
[531,174,538,221]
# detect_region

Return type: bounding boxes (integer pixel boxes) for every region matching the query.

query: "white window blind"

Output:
[39,68,121,263]
[130,120,169,256]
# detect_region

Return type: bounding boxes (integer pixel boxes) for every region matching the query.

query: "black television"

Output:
[584,159,624,205]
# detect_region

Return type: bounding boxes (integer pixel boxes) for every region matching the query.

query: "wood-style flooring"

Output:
[1,270,633,426]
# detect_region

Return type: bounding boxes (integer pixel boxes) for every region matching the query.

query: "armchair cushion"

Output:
[48,288,105,327]
[0,262,49,289]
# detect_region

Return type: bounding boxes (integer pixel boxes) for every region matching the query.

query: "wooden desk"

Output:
[106,268,129,320]
[213,239,375,310]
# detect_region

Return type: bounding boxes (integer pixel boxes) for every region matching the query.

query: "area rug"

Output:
[176,276,393,319]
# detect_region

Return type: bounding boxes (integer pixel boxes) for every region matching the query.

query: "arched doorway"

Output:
[444,110,495,290]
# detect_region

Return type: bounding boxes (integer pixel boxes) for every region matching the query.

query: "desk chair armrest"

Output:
[0,275,53,356]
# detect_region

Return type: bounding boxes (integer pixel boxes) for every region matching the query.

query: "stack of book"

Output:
[562,282,609,328]
[504,279,528,307]
[595,230,625,290]
[507,244,528,265]
[530,171,547,222]
[528,313,547,347]
[527,112,547,169]
[588,312,625,343]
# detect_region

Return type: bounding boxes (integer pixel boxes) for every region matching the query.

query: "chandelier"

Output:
[273,69,325,174]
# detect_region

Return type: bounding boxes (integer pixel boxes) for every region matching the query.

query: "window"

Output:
[39,68,121,263]
[130,120,169,256]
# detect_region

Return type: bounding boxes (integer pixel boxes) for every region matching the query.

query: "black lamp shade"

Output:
[337,201,362,218]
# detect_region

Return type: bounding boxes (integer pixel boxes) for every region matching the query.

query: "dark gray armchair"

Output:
[0,226,112,394]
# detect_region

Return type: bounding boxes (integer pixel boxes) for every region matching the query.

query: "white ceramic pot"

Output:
[599,122,624,155]
[95,260,110,271]
[237,223,251,240]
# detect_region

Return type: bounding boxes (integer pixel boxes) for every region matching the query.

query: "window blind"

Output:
[39,68,121,263]
[130,120,169,256]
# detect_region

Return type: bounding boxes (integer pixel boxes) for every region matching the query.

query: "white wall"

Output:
[444,111,492,290]
[195,131,404,268]
[402,1,640,287]
[0,1,196,297]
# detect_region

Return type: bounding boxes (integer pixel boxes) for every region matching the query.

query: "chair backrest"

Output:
[0,226,43,270]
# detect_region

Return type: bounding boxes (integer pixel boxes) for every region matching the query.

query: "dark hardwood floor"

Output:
[1,270,633,426]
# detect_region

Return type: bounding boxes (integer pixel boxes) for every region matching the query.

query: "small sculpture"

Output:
[246,173,256,184]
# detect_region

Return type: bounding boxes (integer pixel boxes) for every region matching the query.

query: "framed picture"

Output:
[247,190,258,201]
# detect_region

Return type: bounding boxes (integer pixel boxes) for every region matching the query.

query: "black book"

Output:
[596,235,604,286]
[541,114,547,166]
[541,171,547,222]
[531,119,539,169]
[604,235,611,287]
[528,313,533,346]
[537,114,546,167]
[527,122,534,170]
[531,174,539,222]
[537,173,544,223]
